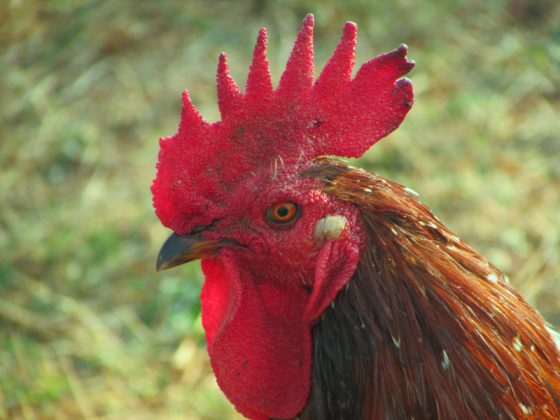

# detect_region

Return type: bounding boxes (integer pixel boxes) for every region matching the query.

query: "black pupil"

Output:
[276,206,290,218]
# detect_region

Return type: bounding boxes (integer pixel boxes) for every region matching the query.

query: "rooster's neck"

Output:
[298,160,560,420]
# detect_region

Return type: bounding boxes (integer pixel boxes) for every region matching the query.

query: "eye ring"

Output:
[265,201,300,225]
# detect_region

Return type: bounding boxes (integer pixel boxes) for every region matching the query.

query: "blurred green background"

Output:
[1,0,559,418]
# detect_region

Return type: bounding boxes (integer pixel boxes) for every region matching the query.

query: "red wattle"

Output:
[201,252,312,419]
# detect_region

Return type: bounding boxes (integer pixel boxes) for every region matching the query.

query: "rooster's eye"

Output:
[265,201,299,225]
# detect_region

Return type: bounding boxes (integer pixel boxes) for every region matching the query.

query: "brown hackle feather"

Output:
[295,158,560,419]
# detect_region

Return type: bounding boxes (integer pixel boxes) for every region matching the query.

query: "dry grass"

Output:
[1,0,559,418]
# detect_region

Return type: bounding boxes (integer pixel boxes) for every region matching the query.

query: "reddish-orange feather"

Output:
[300,159,560,419]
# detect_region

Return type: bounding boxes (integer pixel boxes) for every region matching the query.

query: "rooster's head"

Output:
[152,14,413,419]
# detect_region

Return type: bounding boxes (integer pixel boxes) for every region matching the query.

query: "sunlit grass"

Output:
[1,0,559,418]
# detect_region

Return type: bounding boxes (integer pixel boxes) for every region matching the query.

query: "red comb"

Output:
[152,14,414,234]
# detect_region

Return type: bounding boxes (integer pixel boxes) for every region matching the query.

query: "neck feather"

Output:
[297,160,560,419]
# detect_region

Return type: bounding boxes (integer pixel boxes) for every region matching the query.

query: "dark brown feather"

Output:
[295,158,560,419]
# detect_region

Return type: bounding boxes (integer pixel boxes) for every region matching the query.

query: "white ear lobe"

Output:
[314,215,348,242]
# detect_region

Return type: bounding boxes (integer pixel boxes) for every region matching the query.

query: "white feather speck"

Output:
[487,273,499,283]
[546,326,560,350]
[404,187,420,197]
[441,350,450,370]
[519,403,532,414]
[513,335,523,352]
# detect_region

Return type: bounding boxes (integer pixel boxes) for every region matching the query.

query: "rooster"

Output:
[152,14,560,420]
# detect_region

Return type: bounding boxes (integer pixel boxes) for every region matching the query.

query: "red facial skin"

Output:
[198,166,364,418]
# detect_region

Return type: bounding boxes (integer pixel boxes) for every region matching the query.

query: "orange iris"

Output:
[266,201,298,224]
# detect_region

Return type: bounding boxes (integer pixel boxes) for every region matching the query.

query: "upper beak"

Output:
[156,232,234,271]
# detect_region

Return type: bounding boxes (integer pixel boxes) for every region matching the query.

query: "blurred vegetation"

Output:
[1,0,559,418]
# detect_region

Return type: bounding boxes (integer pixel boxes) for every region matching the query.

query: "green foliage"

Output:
[1,0,559,418]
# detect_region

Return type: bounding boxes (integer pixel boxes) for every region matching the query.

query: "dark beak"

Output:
[156,232,234,271]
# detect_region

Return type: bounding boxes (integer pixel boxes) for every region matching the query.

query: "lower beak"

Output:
[156,232,233,271]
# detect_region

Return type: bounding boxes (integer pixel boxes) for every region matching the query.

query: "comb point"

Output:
[179,90,205,135]
[314,19,356,97]
[217,53,242,119]
[246,27,273,100]
[277,13,315,99]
